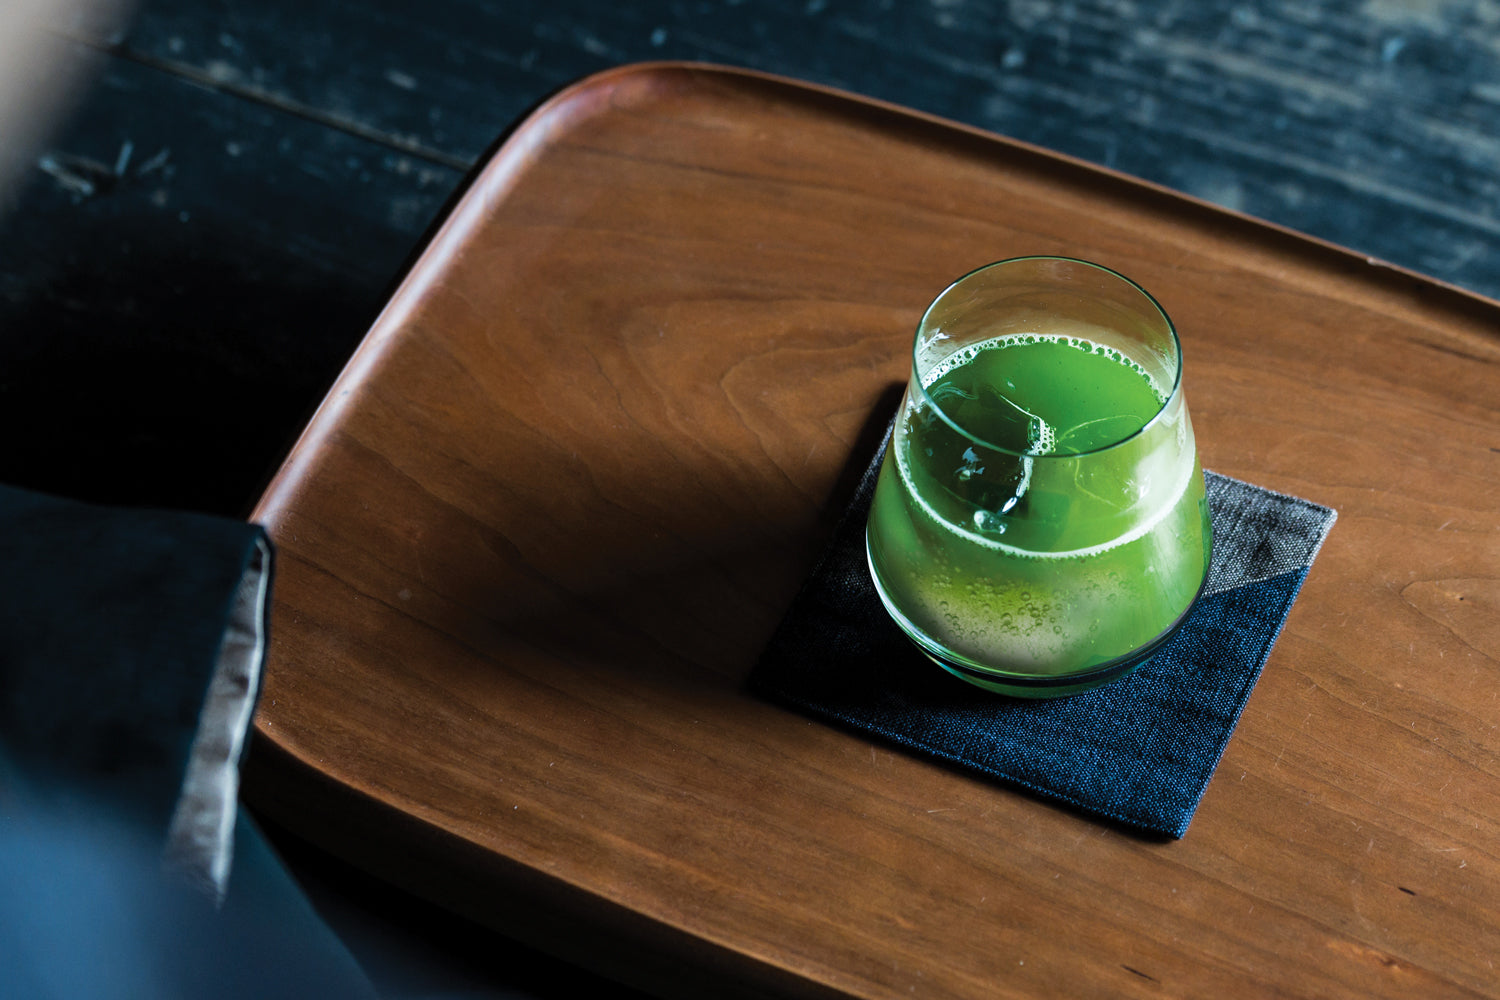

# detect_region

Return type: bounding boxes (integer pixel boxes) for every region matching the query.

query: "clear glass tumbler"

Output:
[866,257,1212,697]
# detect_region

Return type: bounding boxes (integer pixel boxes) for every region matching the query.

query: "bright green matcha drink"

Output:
[867,258,1211,697]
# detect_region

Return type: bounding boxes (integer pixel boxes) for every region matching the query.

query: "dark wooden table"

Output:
[2,2,1496,997]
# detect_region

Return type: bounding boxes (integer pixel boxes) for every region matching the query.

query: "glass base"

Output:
[869,547,1208,700]
[919,639,1153,699]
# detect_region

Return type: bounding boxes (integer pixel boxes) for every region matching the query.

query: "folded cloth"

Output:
[0,482,271,897]
[750,430,1337,838]
[0,483,376,998]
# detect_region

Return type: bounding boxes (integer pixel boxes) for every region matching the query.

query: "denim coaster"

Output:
[750,432,1337,838]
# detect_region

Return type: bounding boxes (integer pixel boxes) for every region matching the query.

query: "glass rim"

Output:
[910,256,1184,459]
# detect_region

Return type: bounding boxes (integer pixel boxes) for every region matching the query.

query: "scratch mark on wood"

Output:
[137,148,171,175]
[73,37,472,171]
[1161,124,1500,238]
[1413,338,1500,366]
[34,140,140,199]
[384,68,418,91]
[1122,965,1158,982]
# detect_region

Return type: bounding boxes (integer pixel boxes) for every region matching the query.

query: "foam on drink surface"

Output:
[895,333,1194,560]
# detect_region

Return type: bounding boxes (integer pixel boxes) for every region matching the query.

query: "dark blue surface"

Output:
[0,807,377,1000]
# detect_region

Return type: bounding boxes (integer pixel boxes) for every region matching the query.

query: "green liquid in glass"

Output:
[867,334,1210,689]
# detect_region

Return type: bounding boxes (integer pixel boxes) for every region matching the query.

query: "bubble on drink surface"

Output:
[898,333,1196,560]
[926,334,1166,415]
[972,509,1007,533]
[1027,411,1056,454]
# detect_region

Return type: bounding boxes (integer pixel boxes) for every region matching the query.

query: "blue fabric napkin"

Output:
[0,482,377,999]
[750,432,1337,838]
[0,482,273,896]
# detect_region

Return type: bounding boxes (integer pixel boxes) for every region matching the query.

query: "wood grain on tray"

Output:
[246,64,1500,1000]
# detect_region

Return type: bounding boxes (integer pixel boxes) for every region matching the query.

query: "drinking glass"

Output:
[866,257,1212,697]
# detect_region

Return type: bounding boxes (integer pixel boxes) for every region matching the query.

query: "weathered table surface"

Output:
[249,62,1499,1000]
[2,3,1497,998]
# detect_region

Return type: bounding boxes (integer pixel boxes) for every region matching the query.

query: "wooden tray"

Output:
[248,63,1500,999]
